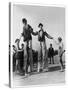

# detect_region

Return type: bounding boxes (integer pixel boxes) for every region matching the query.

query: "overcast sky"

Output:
[13,4,65,50]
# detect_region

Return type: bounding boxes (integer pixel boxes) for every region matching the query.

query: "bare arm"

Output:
[17,49,23,52]
[29,25,38,36]
[32,30,38,36]
[44,31,53,39]
[21,27,24,36]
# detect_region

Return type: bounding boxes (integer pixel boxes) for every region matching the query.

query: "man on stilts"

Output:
[21,18,37,76]
[33,23,53,72]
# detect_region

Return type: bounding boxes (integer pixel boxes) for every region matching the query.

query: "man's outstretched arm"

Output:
[28,24,38,36]
[30,27,38,36]
[44,31,53,39]
[21,29,24,36]
[32,30,38,36]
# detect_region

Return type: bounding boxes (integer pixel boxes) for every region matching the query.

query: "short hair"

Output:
[12,45,16,48]
[38,23,43,27]
[50,43,52,46]
[22,18,27,24]
[58,37,62,42]
[21,43,24,47]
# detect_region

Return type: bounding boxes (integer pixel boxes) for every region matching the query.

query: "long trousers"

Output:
[38,41,48,70]
[49,56,54,64]
[23,40,33,73]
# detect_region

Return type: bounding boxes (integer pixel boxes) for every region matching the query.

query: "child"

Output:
[15,39,20,73]
[54,37,65,72]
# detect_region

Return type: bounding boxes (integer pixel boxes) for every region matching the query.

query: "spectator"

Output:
[53,37,65,72]
[48,44,54,64]
[14,38,21,73]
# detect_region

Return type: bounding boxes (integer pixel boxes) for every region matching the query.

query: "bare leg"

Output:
[60,56,64,71]
[24,42,28,75]
[16,59,18,73]
[29,40,33,72]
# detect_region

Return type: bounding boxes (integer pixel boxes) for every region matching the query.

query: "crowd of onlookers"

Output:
[12,41,58,74]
